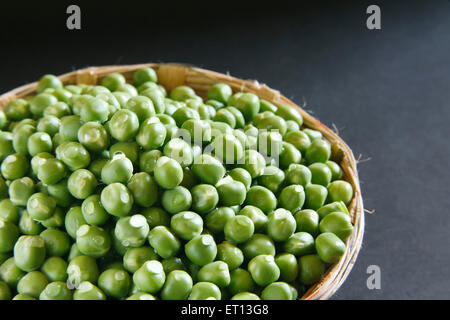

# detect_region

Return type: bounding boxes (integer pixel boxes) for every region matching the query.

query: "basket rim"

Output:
[0,63,365,300]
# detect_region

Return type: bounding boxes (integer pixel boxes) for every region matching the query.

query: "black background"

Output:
[1,0,449,299]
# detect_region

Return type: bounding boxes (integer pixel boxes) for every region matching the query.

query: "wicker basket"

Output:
[0,63,364,300]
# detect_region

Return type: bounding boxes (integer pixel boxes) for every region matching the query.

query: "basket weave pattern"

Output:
[0,63,365,300]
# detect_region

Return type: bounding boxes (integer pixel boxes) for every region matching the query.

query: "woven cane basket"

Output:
[0,63,364,300]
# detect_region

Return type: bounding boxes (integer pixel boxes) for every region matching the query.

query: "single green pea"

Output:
[205,207,235,234]
[170,86,197,102]
[30,152,53,175]
[304,184,328,210]
[80,97,109,124]
[190,184,218,215]
[0,199,19,223]
[12,124,36,155]
[134,68,158,86]
[317,201,349,220]
[214,108,236,128]
[279,184,305,213]
[305,139,331,164]
[37,74,62,93]
[40,228,71,257]
[319,212,353,241]
[67,255,99,286]
[98,268,130,299]
[258,166,285,194]
[101,152,133,185]
[162,187,192,215]
[141,207,170,228]
[326,160,343,181]
[76,224,111,258]
[309,162,332,187]
[18,210,43,235]
[275,104,303,126]
[215,242,243,271]
[124,96,155,123]
[133,260,166,293]
[148,226,181,259]
[115,215,149,248]
[127,172,158,208]
[8,177,34,207]
[14,235,46,272]
[59,115,83,142]
[207,83,232,104]
[279,142,302,168]
[227,169,251,192]
[73,281,106,300]
[77,122,109,153]
[161,270,193,300]
[5,99,31,121]
[123,246,158,273]
[81,194,109,226]
[1,153,30,180]
[164,138,193,167]
[43,102,71,118]
[37,114,60,136]
[0,257,26,287]
[140,88,166,114]
[139,150,162,174]
[188,282,221,300]
[227,268,255,296]
[302,128,322,141]
[109,142,139,165]
[0,219,19,253]
[27,132,53,157]
[68,169,98,200]
[40,207,65,229]
[238,205,268,232]
[284,232,315,256]
[136,119,167,150]
[231,92,259,121]
[284,131,311,153]
[239,150,266,179]
[241,234,276,260]
[267,209,296,242]
[161,257,186,274]
[191,154,225,185]
[27,192,56,221]
[245,186,277,214]
[30,93,58,117]
[154,156,184,189]
[181,119,212,145]
[224,215,255,244]
[257,114,287,137]
[185,234,217,266]
[37,158,67,185]
[0,132,14,161]
[216,178,246,207]
[197,261,230,288]
[285,164,311,186]
[39,281,73,300]
[108,109,140,142]
[231,292,260,300]
[17,270,49,298]
[257,130,283,157]
[99,72,126,91]
[40,256,68,282]
[275,253,298,282]
[294,209,320,236]
[261,281,292,300]
[64,206,86,239]
[0,280,11,300]
[100,182,134,217]
[56,141,91,170]
[248,254,280,286]
[298,254,325,285]
[327,180,354,205]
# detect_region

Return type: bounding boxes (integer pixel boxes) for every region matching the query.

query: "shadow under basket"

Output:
[0,63,365,300]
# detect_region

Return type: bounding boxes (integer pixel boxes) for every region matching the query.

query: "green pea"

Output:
[309,162,332,187]
[245,186,277,214]
[134,68,158,86]
[1,153,30,180]
[161,257,186,274]
[169,86,196,102]
[0,132,14,161]
[0,199,19,223]
[140,88,166,114]
[188,282,221,300]
[207,83,232,104]
[198,261,230,288]
[0,280,11,300]
[141,207,170,228]
[224,215,255,244]
[161,186,191,215]
[64,206,85,239]
[148,226,181,259]
[139,150,163,174]
[275,253,298,282]
[185,234,217,266]
[215,242,243,271]
[298,254,325,285]
[73,281,106,300]
[133,260,166,293]
[190,184,219,215]
[231,292,260,300]
[40,228,70,257]
[27,192,56,221]
[127,172,158,208]
[242,234,276,260]
[191,154,225,185]
[257,130,282,157]
[37,158,67,185]
[98,268,131,299]
[56,141,91,170]
[305,139,331,164]
[39,281,73,300]
[40,207,65,229]
[76,225,111,258]
[37,74,63,93]
[284,232,315,256]
[159,270,193,300]
[228,168,252,192]
[5,99,31,121]
[30,93,58,117]
[0,177,6,200]
[0,257,25,287]
[123,246,157,273]
[68,243,83,261]
[59,115,82,142]
[319,211,353,241]
[326,160,343,181]
[327,180,354,205]
[317,201,349,220]
[36,115,61,136]
[261,281,292,300]
[279,184,305,213]
[27,132,53,157]
[100,183,134,217]
[126,292,157,300]
[8,177,34,207]
[107,109,139,142]
[284,131,311,153]
[68,169,97,200]
[267,209,296,242]
[67,255,99,285]
[0,219,19,253]
[248,254,280,286]
[18,210,43,235]
[154,156,184,189]
[136,119,166,150]
[40,256,68,282]
[231,92,260,121]
[43,102,71,118]
[77,122,109,153]
[294,209,320,236]
[216,178,246,207]
[80,195,108,226]
[115,215,149,248]
[17,270,48,298]
[238,205,268,232]
[275,105,303,126]
[214,108,236,128]
[101,153,133,185]
[100,72,126,91]
[109,141,139,164]
[258,166,285,194]
[14,235,46,272]
[279,142,302,168]
[285,164,311,186]
[205,207,235,234]
[163,138,193,168]
[304,184,328,210]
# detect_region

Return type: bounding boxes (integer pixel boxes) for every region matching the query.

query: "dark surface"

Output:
[1,0,449,299]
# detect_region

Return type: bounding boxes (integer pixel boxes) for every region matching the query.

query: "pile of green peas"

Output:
[0,68,354,300]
